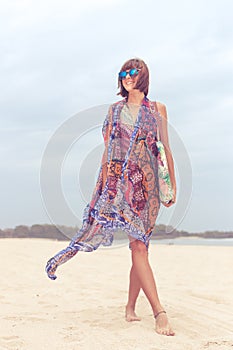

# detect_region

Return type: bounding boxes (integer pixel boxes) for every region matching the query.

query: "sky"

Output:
[0,0,233,233]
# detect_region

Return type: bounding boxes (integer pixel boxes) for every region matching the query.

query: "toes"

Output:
[169,329,175,336]
[156,327,166,335]
[156,327,175,336]
[125,315,141,322]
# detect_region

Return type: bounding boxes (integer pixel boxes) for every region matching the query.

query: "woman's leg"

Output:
[125,264,141,321]
[130,239,175,336]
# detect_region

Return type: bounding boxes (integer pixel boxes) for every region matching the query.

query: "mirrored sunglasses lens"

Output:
[129,68,138,77]
[119,71,127,79]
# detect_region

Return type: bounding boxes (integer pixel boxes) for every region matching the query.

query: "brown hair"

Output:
[117,58,149,98]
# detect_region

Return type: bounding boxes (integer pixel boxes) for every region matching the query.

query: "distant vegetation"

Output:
[0,224,232,240]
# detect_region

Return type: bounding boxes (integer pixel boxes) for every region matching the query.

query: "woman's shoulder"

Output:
[106,99,124,115]
[111,98,125,108]
[152,100,167,119]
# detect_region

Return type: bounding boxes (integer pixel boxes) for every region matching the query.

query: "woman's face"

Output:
[121,69,140,93]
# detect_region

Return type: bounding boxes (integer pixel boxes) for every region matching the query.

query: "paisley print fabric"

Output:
[45,96,161,280]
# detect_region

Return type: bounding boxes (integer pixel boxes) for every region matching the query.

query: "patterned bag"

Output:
[150,102,173,205]
[156,139,173,204]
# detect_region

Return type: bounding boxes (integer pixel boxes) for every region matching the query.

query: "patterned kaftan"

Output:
[46,96,161,280]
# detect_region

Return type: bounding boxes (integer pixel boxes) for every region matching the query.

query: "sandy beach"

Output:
[0,238,232,350]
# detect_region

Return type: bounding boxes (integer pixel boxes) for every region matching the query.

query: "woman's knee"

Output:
[130,239,148,254]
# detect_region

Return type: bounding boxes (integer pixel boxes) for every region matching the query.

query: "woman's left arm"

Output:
[157,103,177,204]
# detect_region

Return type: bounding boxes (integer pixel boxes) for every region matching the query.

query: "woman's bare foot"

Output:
[125,305,141,322]
[155,311,175,336]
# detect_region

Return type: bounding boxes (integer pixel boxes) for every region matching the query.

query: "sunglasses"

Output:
[118,68,141,80]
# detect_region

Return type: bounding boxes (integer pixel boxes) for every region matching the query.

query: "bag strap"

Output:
[149,101,162,142]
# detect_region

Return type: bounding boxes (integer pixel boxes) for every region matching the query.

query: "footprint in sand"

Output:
[0,335,24,350]
[203,340,233,349]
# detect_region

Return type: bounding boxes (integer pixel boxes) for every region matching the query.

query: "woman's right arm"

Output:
[156,102,177,206]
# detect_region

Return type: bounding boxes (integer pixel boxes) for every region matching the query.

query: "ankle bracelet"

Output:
[154,310,166,319]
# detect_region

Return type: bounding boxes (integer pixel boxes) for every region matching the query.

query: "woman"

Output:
[46,58,176,336]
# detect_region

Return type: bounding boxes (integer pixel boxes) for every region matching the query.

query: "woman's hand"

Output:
[163,183,177,207]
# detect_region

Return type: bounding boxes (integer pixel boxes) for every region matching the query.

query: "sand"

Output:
[0,238,232,350]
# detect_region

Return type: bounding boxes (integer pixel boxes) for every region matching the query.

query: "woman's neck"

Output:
[127,90,145,105]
